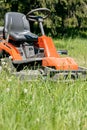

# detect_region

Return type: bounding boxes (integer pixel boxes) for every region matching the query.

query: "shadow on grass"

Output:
[61,27,87,39]
[45,27,87,39]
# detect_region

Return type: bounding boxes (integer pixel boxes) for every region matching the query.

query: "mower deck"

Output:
[11,66,87,81]
[0,57,87,81]
[44,66,87,80]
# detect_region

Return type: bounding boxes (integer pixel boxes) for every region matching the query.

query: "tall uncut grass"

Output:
[0,37,87,130]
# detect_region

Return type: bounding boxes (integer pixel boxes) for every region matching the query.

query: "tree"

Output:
[0,0,87,36]
[75,0,87,28]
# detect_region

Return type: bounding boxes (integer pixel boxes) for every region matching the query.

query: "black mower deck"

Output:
[11,66,87,81]
[43,66,87,80]
[0,57,87,82]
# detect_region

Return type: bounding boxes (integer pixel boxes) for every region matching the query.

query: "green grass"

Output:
[0,37,87,130]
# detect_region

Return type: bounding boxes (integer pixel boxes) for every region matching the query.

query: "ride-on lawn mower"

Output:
[0,8,87,80]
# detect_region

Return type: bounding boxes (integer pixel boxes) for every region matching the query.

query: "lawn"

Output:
[0,37,87,130]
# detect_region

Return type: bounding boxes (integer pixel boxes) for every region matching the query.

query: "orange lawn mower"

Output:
[0,8,87,81]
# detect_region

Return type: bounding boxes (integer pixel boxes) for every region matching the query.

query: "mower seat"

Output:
[3,12,38,42]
